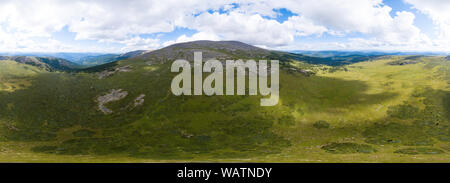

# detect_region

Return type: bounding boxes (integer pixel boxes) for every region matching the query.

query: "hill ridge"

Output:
[0,55,80,71]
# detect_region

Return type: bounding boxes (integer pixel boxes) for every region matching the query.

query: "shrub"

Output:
[394,147,444,155]
[322,143,377,154]
[313,120,330,129]
[73,129,96,137]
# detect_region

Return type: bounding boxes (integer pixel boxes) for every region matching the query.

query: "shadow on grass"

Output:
[2,67,446,159]
[280,73,399,112]
[0,64,291,159]
[321,88,450,154]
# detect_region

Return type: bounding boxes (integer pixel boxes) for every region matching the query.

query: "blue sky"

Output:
[0,0,449,53]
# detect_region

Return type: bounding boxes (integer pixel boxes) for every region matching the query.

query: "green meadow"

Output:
[0,54,449,162]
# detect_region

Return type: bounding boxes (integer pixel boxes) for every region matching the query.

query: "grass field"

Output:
[0,55,449,162]
[0,60,45,92]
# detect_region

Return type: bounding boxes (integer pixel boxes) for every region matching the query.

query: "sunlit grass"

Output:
[0,56,449,162]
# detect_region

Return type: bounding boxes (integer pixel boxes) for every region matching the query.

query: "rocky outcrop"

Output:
[97,89,128,114]
[97,65,132,79]
[299,69,315,76]
[133,94,145,107]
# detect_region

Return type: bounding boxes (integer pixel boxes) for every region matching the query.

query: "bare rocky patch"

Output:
[97,89,128,114]
[2,121,19,131]
[98,65,132,79]
[133,94,145,107]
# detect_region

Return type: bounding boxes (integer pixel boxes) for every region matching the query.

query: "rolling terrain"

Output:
[0,41,449,162]
[0,50,149,66]
[0,56,80,71]
[76,50,149,66]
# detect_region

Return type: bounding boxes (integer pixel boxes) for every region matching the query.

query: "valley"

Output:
[0,41,449,162]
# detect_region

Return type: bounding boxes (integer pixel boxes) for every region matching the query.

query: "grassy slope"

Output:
[269,56,450,162]
[0,56,449,162]
[0,60,45,92]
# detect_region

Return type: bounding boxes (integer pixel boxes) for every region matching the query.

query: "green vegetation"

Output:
[322,143,377,154]
[0,42,449,162]
[0,56,80,71]
[313,121,330,129]
[0,60,45,92]
[73,129,96,137]
[394,148,445,155]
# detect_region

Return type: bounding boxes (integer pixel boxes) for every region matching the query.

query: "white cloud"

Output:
[162,32,220,47]
[0,0,448,52]
[179,11,328,47]
[187,12,294,46]
[0,32,74,53]
[0,1,72,38]
[404,0,450,40]
[284,16,328,37]
[0,0,229,52]
[276,38,444,52]
[373,11,430,44]
[119,37,160,52]
[235,0,431,44]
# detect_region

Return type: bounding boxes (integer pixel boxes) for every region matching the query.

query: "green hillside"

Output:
[0,41,449,162]
[77,50,148,66]
[0,60,46,92]
[0,56,80,71]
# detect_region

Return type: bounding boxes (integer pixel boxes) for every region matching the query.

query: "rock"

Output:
[2,122,19,131]
[181,130,194,138]
[97,89,128,114]
[299,69,315,76]
[133,94,145,107]
[98,65,132,79]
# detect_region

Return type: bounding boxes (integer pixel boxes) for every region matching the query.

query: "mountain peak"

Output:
[165,40,267,52]
[137,40,271,62]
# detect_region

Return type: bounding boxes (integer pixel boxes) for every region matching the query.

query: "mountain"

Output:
[78,50,148,66]
[0,52,105,62]
[136,40,351,66]
[288,50,388,65]
[0,50,149,66]
[290,50,386,57]
[289,50,450,66]
[76,54,120,66]
[39,52,105,62]
[137,40,390,66]
[117,50,148,60]
[0,41,449,162]
[137,40,272,61]
[291,50,449,57]
[0,56,80,71]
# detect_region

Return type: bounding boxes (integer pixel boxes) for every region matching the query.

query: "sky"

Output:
[0,0,449,53]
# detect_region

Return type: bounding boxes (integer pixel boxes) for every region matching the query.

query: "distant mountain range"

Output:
[74,50,149,66]
[1,45,448,71]
[0,50,149,66]
[0,56,80,71]
[290,50,449,57]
